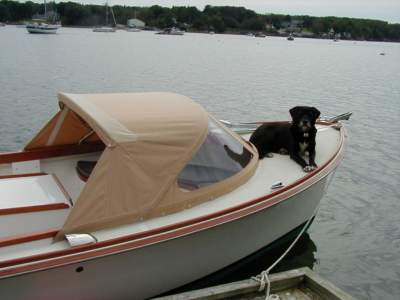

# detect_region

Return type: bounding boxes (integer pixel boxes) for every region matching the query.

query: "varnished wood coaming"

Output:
[0,203,70,216]
[0,173,46,180]
[0,229,59,248]
[0,142,105,165]
[0,126,345,277]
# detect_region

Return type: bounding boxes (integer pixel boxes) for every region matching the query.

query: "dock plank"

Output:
[153,267,356,300]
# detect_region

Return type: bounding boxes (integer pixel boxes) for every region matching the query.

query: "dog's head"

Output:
[289,106,320,133]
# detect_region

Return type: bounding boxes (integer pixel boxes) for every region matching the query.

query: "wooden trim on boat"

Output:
[0,173,47,180]
[0,203,70,216]
[0,142,105,164]
[0,126,346,277]
[0,229,59,248]
[249,120,336,126]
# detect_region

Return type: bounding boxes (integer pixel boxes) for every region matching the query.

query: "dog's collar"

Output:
[304,133,309,138]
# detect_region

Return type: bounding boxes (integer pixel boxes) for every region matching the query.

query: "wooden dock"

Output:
[153,267,356,300]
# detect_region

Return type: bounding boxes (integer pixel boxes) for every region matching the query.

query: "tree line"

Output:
[1,0,399,41]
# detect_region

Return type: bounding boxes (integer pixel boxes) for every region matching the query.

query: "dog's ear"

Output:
[310,107,321,120]
[289,106,302,121]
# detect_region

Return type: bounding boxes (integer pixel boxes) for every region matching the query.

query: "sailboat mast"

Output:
[106,2,109,26]
[110,5,117,27]
[44,0,47,18]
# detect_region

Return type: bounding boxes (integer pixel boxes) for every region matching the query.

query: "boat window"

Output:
[178,118,252,191]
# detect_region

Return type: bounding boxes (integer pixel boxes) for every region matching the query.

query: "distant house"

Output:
[265,23,275,30]
[127,18,145,28]
[343,32,352,39]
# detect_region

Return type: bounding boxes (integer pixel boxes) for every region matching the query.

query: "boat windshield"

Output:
[178,118,252,191]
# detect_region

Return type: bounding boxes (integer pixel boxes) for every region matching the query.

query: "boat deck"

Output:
[0,124,343,264]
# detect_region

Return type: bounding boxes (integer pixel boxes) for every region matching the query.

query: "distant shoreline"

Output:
[2,1,399,42]
[7,25,400,44]
[8,23,397,43]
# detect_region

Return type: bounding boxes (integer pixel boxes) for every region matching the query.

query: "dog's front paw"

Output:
[303,165,316,172]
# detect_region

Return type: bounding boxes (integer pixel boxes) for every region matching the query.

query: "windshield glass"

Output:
[177,118,252,191]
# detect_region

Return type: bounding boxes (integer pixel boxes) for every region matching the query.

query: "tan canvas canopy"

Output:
[25,92,258,237]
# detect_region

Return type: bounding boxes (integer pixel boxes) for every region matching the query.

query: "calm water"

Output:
[1,26,400,299]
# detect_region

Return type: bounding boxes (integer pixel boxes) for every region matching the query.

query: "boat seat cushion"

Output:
[76,161,97,181]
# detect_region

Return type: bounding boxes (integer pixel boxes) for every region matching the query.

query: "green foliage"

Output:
[208,15,225,33]
[1,0,399,41]
[0,3,11,21]
[241,17,264,31]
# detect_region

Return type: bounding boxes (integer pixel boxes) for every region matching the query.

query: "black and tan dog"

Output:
[249,106,320,172]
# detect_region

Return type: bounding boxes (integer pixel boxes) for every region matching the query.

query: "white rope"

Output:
[252,203,321,300]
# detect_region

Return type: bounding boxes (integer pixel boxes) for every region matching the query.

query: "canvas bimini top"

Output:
[25,92,258,237]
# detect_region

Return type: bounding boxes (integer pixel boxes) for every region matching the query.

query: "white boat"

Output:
[93,27,116,32]
[287,33,294,41]
[0,92,347,299]
[93,1,116,33]
[26,1,60,34]
[26,22,59,34]
[156,27,185,35]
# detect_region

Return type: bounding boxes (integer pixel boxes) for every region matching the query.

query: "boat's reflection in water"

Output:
[163,224,317,296]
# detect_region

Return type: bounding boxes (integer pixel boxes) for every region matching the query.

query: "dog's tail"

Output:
[223,145,252,168]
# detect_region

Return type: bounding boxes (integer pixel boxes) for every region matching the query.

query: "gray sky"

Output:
[43,0,400,23]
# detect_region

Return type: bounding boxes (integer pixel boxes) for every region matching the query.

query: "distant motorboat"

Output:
[287,33,294,41]
[26,23,60,34]
[379,52,385,56]
[255,32,266,38]
[246,32,255,37]
[156,27,184,35]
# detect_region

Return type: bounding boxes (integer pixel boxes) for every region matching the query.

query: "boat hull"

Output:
[93,27,116,32]
[0,173,332,299]
[26,26,58,34]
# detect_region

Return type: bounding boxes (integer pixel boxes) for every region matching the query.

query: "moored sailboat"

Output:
[93,1,116,32]
[26,0,60,34]
[156,27,185,35]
